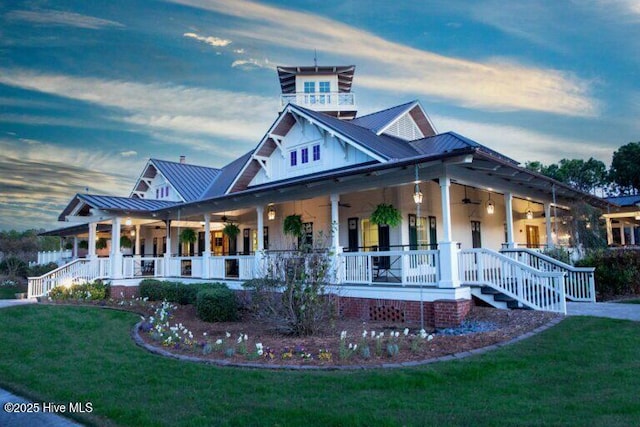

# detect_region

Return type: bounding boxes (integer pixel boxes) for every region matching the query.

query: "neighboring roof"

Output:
[277,65,355,94]
[604,195,640,207]
[39,223,112,237]
[292,104,420,160]
[201,150,254,199]
[350,100,417,133]
[150,159,221,202]
[410,132,519,166]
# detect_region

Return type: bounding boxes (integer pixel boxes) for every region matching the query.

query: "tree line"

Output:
[525,141,640,196]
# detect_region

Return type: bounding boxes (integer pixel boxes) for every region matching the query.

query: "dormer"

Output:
[277,65,357,119]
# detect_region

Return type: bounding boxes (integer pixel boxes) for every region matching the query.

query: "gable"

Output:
[380,104,436,141]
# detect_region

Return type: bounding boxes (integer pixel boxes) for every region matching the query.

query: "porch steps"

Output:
[470,285,532,310]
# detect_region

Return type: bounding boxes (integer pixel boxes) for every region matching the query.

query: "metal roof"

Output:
[350,100,417,134]
[201,150,254,199]
[292,104,419,160]
[604,195,640,207]
[150,159,221,202]
[410,132,519,165]
[78,194,180,211]
[277,65,355,94]
[39,223,112,237]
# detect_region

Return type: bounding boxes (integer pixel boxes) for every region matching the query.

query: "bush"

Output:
[139,279,228,305]
[576,249,640,300]
[28,262,59,277]
[196,287,238,322]
[48,280,110,301]
[0,256,28,278]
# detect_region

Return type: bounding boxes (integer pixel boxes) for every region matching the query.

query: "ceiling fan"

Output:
[460,186,481,205]
[319,202,352,208]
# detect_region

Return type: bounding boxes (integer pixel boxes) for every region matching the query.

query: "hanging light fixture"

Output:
[130,229,135,237]
[486,192,495,215]
[524,200,533,220]
[267,204,276,221]
[413,165,423,205]
[125,218,132,226]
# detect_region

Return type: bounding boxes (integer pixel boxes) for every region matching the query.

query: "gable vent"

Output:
[385,114,424,141]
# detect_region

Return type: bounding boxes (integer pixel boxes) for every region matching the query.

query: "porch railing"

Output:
[122,257,165,278]
[500,248,596,302]
[209,255,255,280]
[36,249,72,265]
[459,248,566,313]
[340,250,440,286]
[28,258,97,298]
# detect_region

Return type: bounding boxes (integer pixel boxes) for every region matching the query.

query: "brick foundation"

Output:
[337,296,472,328]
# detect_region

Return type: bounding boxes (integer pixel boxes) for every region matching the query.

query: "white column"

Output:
[438,174,460,288]
[504,192,515,249]
[330,193,343,284]
[164,220,172,275]
[110,217,123,279]
[255,206,265,278]
[621,224,626,246]
[135,225,141,256]
[544,203,554,249]
[606,217,613,246]
[88,223,97,259]
[631,225,636,245]
[73,236,79,259]
[202,213,211,279]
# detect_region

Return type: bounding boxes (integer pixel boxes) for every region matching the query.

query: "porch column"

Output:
[255,206,264,278]
[544,203,554,249]
[202,213,211,279]
[73,236,79,260]
[135,225,141,256]
[330,193,343,284]
[438,175,460,288]
[110,217,123,279]
[504,192,515,248]
[164,220,172,275]
[621,224,626,246]
[605,217,613,246]
[88,222,97,259]
[631,225,636,246]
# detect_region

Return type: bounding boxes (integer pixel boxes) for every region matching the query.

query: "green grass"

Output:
[1,305,639,426]
[0,285,24,299]
[615,298,640,304]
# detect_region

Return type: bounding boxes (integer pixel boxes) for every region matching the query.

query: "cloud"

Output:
[0,68,277,146]
[231,58,273,70]
[0,138,143,230]
[183,32,231,47]
[168,0,599,117]
[5,9,124,29]
[120,150,137,157]
[432,114,613,165]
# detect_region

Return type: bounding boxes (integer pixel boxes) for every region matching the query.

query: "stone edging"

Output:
[131,316,565,371]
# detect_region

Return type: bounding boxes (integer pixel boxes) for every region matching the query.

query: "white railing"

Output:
[28,258,97,298]
[340,250,440,286]
[280,92,356,110]
[166,257,203,278]
[36,250,72,265]
[122,257,165,278]
[501,248,596,302]
[209,255,256,280]
[459,249,566,313]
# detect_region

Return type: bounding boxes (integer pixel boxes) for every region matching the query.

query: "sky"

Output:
[1,0,638,231]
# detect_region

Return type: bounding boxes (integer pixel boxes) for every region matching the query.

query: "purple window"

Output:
[313,144,320,161]
[290,150,297,166]
[301,147,309,164]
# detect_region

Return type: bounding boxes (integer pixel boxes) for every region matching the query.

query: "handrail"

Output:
[27,258,94,298]
[459,248,566,314]
[500,248,596,302]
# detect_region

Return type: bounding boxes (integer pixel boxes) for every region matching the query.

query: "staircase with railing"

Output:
[27,258,109,298]
[500,248,596,302]
[459,248,566,314]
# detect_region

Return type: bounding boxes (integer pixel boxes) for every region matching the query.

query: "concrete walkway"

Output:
[0,299,82,426]
[566,301,640,321]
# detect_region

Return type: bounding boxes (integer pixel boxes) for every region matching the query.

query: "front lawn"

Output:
[0,284,25,299]
[0,305,639,426]
[615,298,640,304]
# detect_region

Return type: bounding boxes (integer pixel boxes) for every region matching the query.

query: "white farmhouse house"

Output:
[31,64,610,326]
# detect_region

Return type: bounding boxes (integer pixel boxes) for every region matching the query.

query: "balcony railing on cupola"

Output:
[280,92,356,113]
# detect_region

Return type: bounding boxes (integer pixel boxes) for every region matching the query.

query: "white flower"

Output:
[140,316,145,321]
[403,328,409,336]
[256,342,263,350]
[215,339,223,345]
[340,330,347,340]
[362,330,367,338]
[257,349,263,356]
[419,329,427,339]
[237,336,242,344]
[379,332,384,338]
[371,330,376,338]
[394,331,400,338]
[427,334,434,342]
[203,332,207,336]
[348,343,353,350]
[188,332,193,339]
[226,331,231,338]
[244,334,248,341]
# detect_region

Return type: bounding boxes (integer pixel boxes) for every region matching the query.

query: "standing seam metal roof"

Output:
[78,194,180,211]
[150,159,221,202]
[350,100,417,134]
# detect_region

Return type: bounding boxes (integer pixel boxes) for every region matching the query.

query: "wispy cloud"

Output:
[5,9,124,29]
[231,58,273,70]
[0,68,277,145]
[183,32,231,47]
[120,150,137,157]
[168,0,599,117]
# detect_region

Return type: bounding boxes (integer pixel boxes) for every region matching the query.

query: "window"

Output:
[471,221,482,249]
[319,81,330,104]
[165,186,169,197]
[290,150,297,166]
[156,188,159,199]
[304,81,316,104]
[301,147,309,164]
[312,144,320,161]
[319,81,330,93]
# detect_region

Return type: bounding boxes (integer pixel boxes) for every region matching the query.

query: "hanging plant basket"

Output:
[283,214,303,237]
[78,240,89,250]
[222,223,240,240]
[370,203,402,227]
[120,235,132,249]
[179,228,197,245]
[95,238,107,250]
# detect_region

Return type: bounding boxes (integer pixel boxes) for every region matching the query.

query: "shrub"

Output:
[48,280,110,301]
[0,256,28,278]
[139,279,228,305]
[28,262,59,277]
[576,249,640,300]
[196,287,238,322]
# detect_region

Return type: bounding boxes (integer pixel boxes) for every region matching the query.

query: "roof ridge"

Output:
[352,100,417,121]
[150,158,221,171]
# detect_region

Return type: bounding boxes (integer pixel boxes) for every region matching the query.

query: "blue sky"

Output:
[1,0,638,231]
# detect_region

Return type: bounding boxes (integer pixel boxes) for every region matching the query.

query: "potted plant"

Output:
[179,228,197,245]
[95,238,107,250]
[222,223,240,240]
[120,235,132,249]
[283,214,303,238]
[370,203,402,227]
[79,240,89,250]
